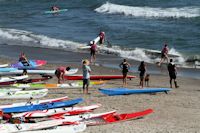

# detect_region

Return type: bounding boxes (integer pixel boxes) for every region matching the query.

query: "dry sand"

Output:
[0,57,200,133]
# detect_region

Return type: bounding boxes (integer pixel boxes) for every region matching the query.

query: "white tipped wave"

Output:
[0,28,83,51]
[95,2,200,18]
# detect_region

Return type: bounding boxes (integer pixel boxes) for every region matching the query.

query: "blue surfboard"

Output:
[45,9,68,14]
[0,67,17,72]
[2,98,83,113]
[99,88,171,96]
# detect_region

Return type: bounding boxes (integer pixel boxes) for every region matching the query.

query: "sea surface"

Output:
[0,0,200,78]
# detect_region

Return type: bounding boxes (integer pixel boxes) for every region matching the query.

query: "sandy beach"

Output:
[0,57,200,133]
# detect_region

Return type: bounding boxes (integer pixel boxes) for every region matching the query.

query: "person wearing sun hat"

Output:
[82,59,91,94]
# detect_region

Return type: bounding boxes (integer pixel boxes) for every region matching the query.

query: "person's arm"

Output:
[87,66,91,73]
[119,63,123,69]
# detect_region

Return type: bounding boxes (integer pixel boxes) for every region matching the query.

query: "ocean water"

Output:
[0,0,200,68]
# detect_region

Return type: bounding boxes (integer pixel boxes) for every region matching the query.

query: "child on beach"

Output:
[168,59,179,88]
[138,61,146,88]
[82,59,91,94]
[55,66,71,84]
[119,59,131,87]
[158,43,169,66]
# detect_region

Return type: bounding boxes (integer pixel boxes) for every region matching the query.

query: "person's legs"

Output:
[83,79,86,94]
[124,73,128,87]
[169,77,172,88]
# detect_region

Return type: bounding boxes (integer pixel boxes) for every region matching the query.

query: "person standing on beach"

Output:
[19,52,29,75]
[55,66,71,84]
[168,59,179,88]
[138,61,146,88]
[82,59,91,94]
[158,43,169,66]
[119,59,131,87]
[99,31,105,45]
[90,41,97,63]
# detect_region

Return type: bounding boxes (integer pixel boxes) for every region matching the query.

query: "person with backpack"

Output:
[119,59,131,87]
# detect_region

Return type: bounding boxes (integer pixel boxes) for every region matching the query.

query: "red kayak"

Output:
[64,75,136,80]
[82,109,153,126]
[0,75,52,85]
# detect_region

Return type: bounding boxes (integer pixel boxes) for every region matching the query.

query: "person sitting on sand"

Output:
[55,66,71,84]
[99,31,105,45]
[90,41,97,63]
[168,59,179,88]
[138,61,146,88]
[19,52,29,75]
[119,59,131,87]
[82,59,91,94]
[158,43,169,66]
[51,6,59,11]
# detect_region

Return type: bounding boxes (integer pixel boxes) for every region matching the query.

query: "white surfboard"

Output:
[0,69,78,75]
[0,64,8,68]
[0,96,68,109]
[0,75,28,83]
[0,89,48,99]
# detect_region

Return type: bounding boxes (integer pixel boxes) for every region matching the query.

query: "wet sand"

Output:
[0,57,200,133]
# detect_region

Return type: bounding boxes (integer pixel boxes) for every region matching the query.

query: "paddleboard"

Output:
[0,96,68,109]
[0,89,48,99]
[0,68,78,75]
[64,75,136,80]
[99,88,172,96]
[0,75,28,83]
[2,98,83,113]
[13,104,101,118]
[45,9,68,14]
[12,80,106,89]
[0,67,17,72]
[0,64,8,68]
[11,60,47,69]
[78,44,101,50]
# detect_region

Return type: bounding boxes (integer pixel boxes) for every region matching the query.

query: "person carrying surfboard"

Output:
[168,59,179,88]
[158,43,169,66]
[90,41,97,63]
[82,59,91,94]
[55,66,71,84]
[119,59,131,87]
[19,52,29,75]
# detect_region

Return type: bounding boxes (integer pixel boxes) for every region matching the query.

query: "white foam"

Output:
[95,2,200,18]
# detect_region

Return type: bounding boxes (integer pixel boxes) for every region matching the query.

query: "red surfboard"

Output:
[64,75,136,80]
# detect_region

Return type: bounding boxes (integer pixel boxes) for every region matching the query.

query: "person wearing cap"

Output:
[82,59,91,94]
[158,43,169,66]
[55,66,71,84]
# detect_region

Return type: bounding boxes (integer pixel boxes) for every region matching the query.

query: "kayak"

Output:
[0,120,85,133]
[0,75,52,85]
[0,96,68,109]
[0,75,28,83]
[12,80,106,89]
[0,89,48,99]
[99,88,172,96]
[64,75,136,80]
[11,60,47,69]
[25,123,86,133]
[82,109,153,126]
[0,67,17,72]
[0,64,8,68]
[0,88,22,93]
[13,104,101,118]
[2,98,83,113]
[45,9,68,14]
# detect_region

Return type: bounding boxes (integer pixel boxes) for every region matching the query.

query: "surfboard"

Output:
[0,68,78,75]
[45,9,68,14]
[0,67,17,72]
[99,88,172,96]
[0,89,48,99]
[0,64,8,68]
[11,60,47,69]
[0,75,28,83]
[141,48,180,58]
[64,75,136,80]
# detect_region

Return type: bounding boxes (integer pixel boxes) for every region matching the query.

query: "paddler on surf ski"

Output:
[51,6,60,11]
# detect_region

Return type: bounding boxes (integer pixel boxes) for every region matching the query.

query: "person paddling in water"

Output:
[90,41,97,63]
[51,6,59,11]
[158,43,169,66]
[19,52,29,75]
[55,66,71,84]
[119,59,131,87]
